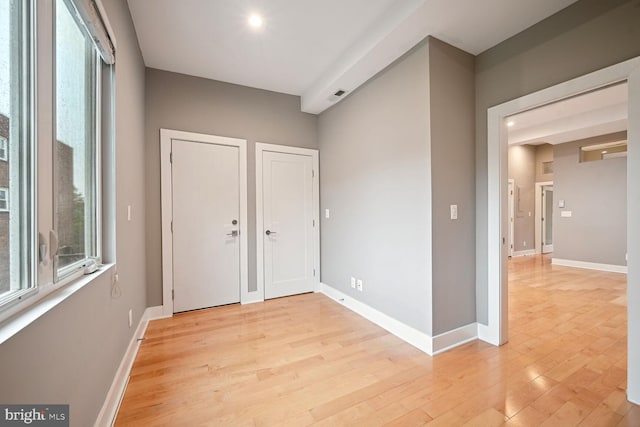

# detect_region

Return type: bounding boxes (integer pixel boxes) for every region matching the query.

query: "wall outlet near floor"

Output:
[523,241,527,247]
[356,279,363,292]
[350,277,356,288]
[128,309,133,328]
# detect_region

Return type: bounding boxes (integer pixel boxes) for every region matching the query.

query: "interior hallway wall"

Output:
[553,132,627,266]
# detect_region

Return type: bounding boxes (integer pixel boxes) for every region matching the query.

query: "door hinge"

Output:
[313,219,315,227]
[170,152,173,163]
[172,289,174,300]
[313,268,316,277]
[312,170,315,178]
[171,221,173,232]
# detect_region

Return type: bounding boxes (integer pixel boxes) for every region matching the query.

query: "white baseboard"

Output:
[95,306,156,427]
[241,296,264,305]
[318,283,480,356]
[318,283,433,355]
[512,249,536,257]
[432,323,478,355]
[143,305,170,321]
[477,322,498,346]
[552,258,628,274]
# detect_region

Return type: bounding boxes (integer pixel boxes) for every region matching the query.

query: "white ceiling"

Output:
[127,0,580,114]
[507,83,628,146]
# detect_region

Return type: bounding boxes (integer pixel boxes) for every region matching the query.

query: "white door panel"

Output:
[172,139,240,312]
[263,151,314,299]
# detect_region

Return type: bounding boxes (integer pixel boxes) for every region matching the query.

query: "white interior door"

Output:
[172,139,240,312]
[541,185,554,254]
[262,151,315,299]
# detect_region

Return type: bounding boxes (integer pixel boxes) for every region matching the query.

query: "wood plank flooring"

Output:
[115,255,638,426]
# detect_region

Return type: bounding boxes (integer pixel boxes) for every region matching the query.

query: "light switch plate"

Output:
[450,204,458,220]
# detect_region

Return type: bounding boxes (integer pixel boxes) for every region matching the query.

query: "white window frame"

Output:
[0,188,8,212]
[0,0,115,335]
[0,136,7,161]
[53,0,102,281]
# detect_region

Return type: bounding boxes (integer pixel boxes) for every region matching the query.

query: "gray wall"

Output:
[553,133,627,265]
[475,0,640,323]
[508,145,536,252]
[145,69,317,305]
[318,41,432,334]
[429,38,476,335]
[0,0,148,425]
[318,37,476,336]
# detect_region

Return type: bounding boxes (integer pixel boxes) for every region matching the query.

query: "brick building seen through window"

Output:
[0,113,77,294]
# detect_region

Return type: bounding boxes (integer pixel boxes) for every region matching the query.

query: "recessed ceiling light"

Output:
[248,14,263,29]
[507,121,515,127]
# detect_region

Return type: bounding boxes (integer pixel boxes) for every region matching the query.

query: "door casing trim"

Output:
[484,56,640,348]
[255,143,320,302]
[160,129,249,316]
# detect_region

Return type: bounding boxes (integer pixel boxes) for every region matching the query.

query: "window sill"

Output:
[0,263,115,345]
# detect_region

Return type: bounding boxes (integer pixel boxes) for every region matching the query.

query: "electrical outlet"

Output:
[128,309,133,328]
[350,277,356,288]
[356,279,363,292]
[523,241,527,247]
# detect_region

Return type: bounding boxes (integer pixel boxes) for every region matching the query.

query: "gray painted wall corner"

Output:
[427,37,477,335]
[318,41,433,334]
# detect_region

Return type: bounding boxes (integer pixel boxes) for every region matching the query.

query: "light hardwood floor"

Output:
[115,255,639,426]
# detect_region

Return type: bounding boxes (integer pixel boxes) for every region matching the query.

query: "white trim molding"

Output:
[485,56,640,348]
[512,249,536,258]
[318,283,480,356]
[318,283,433,355]
[432,323,478,355]
[94,306,159,427]
[160,129,249,316]
[534,181,554,254]
[552,258,628,274]
[255,143,320,303]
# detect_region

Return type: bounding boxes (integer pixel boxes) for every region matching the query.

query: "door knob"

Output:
[226,230,239,237]
[265,230,277,236]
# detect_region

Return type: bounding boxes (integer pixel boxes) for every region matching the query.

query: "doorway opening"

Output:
[484,56,640,403]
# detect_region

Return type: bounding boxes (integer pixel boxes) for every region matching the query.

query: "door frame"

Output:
[485,56,640,404]
[160,129,249,316]
[255,143,320,302]
[541,184,554,254]
[507,179,515,257]
[534,181,554,254]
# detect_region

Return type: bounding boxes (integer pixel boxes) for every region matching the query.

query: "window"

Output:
[580,140,628,163]
[0,188,8,211]
[0,0,113,314]
[55,0,99,276]
[0,0,34,302]
[0,136,7,161]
